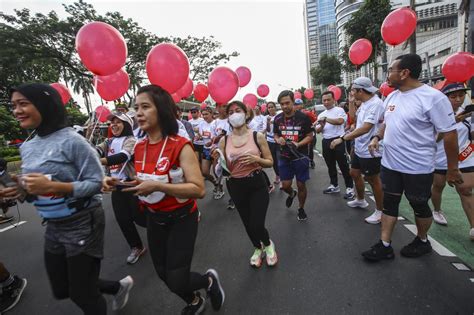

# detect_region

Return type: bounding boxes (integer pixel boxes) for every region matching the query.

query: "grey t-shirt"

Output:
[20,127,104,206]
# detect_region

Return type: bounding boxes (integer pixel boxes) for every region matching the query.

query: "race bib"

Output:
[136,172,169,204]
[458,143,474,162]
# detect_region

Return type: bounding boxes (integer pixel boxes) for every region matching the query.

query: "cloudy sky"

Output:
[2,0,309,109]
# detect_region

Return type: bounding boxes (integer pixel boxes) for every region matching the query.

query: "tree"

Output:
[340,0,392,85]
[66,105,88,126]
[0,106,22,141]
[310,55,342,87]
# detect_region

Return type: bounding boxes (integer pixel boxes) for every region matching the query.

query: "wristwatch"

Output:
[370,135,382,141]
[339,135,345,141]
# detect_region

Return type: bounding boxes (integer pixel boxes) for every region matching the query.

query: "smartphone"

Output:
[115,181,137,191]
[462,104,474,114]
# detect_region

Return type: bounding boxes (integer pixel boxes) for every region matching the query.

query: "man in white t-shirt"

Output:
[189,107,205,161]
[248,104,267,133]
[362,54,463,262]
[330,77,385,224]
[315,91,354,198]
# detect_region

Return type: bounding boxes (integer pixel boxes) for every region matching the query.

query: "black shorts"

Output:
[351,154,381,176]
[380,166,433,201]
[193,144,204,153]
[434,166,474,175]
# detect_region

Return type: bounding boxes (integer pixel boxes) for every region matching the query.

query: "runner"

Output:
[330,77,385,224]
[431,83,474,240]
[362,54,463,261]
[189,107,205,162]
[96,111,147,264]
[316,91,354,199]
[215,101,278,267]
[115,84,225,313]
[295,99,317,168]
[177,107,195,140]
[10,83,132,314]
[274,90,313,221]
[266,102,281,187]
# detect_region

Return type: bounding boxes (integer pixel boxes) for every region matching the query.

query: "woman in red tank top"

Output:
[115,85,225,313]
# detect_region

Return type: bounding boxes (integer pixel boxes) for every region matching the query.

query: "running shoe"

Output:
[250,247,263,268]
[323,185,340,194]
[344,187,355,199]
[297,208,308,221]
[268,185,275,194]
[286,189,297,208]
[432,210,448,226]
[112,276,134,311]
[273,178,281,186]
[347,199,369,209]
[0,276,27,314]
[264,240,278,266]
[365,210,382,224]
[400,236,432,258]
[227,199,235,210]
[310,160,315,169]
[361,241,395,261]
[181,292,205,315]
[206,269,225,311]
[127,247,147,265]
[0,215,14,224]
[213,189,225,200]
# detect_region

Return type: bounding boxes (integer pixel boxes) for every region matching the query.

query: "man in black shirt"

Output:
[274,90,313,221]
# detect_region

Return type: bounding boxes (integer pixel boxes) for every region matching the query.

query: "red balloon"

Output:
[76,22,127,76]
[381,8,417,46]
[146,43,190,94]
[328,86,342,101]
[349,39,373,65]
[235,66,251,87]
[93,69,130,101]
[50,83,71,105]
[194,83,209,102]
[208,67,239,104]
[294,91,302,100]
[178,78,194,99]
[379,82,395,97]
[304,88,314,99]
[243,93,258,109]
[257,84,270,98]
[442,52,474,83]
[200,102,207,109]
[188,112,192,120]
[327,85,335,90]
[172,93,181,103]
[261,103,267,112]
[95,105,111,123]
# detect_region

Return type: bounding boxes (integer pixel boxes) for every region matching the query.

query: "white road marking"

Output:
[0,221,27,233]
[397,216,405,221]
[470,278,474,283]
[404,224,456,257]
[452,263,471,271]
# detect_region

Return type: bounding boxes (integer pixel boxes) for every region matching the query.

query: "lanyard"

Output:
[141,136,168,175]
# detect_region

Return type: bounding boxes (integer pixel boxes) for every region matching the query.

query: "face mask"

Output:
[229,112,246,128]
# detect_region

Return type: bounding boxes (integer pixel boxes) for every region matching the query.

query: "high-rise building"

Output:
[304,0,338,87]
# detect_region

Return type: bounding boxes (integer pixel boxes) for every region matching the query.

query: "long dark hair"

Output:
[136,85,179,137]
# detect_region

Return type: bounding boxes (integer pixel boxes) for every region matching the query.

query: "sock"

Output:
[375,209,382,213]
[419,237,427,242]
[381,240,391,247]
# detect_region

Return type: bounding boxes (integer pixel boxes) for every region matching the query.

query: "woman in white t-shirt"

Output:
[431,83,474,240]
[198,107,218,189]
[265,102,280,185]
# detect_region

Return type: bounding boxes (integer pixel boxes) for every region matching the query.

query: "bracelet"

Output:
[370,135,382,141]
[339,135,345,141]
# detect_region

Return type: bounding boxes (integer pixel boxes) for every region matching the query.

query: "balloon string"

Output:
[381,46,395,101]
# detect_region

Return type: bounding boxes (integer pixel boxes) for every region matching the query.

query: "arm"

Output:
[256,132,273,168]
[442,130,463,186]
[325,117,345,125]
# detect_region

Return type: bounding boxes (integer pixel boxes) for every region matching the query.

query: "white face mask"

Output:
[229,112,246,128]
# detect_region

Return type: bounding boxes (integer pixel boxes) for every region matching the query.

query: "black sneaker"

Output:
[361,241,395,261]
[0,215,14,224]
[400,236,432,258]
[181,292,205,315]
[227,199,235,210]
[286,189,297,208]
[297,208,307,221]
[206,269,225,311]
[0,276,27,313]
[310,160,315,169]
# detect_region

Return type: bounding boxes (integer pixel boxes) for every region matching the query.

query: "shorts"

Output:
[193,144,203,154]
[351,154,381,176]
[203,147,212,161]
[44,206,105,259]
[434,166,474,175]
[380,166,432,201]
[279,157,310,183]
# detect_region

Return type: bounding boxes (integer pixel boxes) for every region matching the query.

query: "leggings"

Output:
[146,208,209,304]
[267,141,280,177]
[111,190,145,249]
[44,252,120,315]
[227,172,271,248]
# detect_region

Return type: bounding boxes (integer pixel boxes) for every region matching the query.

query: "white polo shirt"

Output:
[354,95,385,158]
[248,114,267,133]
[318,106,347,139]
[382,84,456,174]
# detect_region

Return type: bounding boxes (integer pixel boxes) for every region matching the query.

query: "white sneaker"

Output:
[127,247,147,264]
[323,185,340,194]
[250,248,263,268]
[344,187,355,199]
[264,240,278,267]
[432,211,448,226]
[365,209,382,224]
[347,199,369,208]
[469,228,474,241]
[112,276,134,311]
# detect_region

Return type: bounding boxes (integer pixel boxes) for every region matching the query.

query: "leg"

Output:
[247,174,271,247]
[351,168,365,200]
[294,158,310,209]
[334,142,353,188]
[380,167,404,243]
[455,172,474,228]
[268,142,280,179]
[201,159,215,183]
[322,139,338,186]
[146,213,169,284]
[366,175,384,211]
[44,251,70,300]
[431,173,447,212]
[405,172,434,240]
[296,181,307,209]
[111,191,143,249]
[278,158,295,196]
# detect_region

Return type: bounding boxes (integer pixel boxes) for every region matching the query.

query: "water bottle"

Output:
[169,166,188,203]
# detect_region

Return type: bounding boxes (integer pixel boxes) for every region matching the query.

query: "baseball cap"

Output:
[441,83,469,95]
[190,106,199,112]
[295,99,303,105]
[352,77,378,93]
[107,111,134,129]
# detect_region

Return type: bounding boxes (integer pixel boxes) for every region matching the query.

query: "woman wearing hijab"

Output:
[10,83,132,314]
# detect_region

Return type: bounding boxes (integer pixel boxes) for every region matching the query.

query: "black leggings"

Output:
[146,208,209,304]
[267,141,280,177]
[227,172,271,248]
[44,252,120,315]
[322,138,353,188]
[111,190,145,249]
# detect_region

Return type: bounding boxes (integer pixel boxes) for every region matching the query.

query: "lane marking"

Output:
[0,221,27,233]
[470,278,474,283]
[452,263,471,271]
[404,224,456,257]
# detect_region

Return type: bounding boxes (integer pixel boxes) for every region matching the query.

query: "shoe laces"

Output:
[251,248,263,259]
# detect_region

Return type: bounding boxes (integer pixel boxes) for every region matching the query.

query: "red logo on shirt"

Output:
[156,157,170,173]
[387,105,396,112]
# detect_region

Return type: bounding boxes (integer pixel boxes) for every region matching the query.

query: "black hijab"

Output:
[10,83,67,137]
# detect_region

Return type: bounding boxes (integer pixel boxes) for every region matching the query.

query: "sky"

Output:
[1,0,309,110]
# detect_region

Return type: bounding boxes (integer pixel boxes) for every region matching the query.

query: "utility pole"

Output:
[409,0,417,54]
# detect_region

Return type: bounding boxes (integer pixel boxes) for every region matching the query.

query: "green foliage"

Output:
[0,146,19,158]
[66,105,88,126]
[310,54,342,87]
[0,106,22,140]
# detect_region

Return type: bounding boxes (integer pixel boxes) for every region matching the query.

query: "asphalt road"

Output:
[1,158,474,314]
